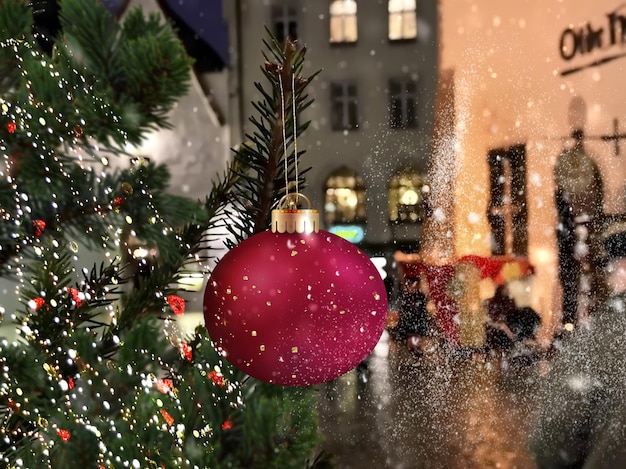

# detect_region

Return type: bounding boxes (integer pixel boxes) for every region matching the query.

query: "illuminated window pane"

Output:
[388,0,417,40]
[330,0,358,43]
[324,166,367,225]
[389,168,427,224]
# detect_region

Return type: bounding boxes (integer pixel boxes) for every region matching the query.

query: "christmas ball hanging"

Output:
[203,194,388,386]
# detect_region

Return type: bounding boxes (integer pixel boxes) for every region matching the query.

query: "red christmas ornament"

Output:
[6,122,16,134]
[203,195,388,386]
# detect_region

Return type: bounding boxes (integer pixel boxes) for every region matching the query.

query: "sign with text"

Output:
[559,4,626,76]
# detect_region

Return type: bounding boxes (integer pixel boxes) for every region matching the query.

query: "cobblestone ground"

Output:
[316,333,545,469]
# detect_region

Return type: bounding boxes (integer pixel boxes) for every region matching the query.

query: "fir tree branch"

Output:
[254,40,303,232]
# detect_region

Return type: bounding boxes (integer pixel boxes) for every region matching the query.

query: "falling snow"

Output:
[3,0,626,467]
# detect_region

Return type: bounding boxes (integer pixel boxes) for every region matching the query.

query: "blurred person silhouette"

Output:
[529,225,626,468]
[485,285,516,351]
[394,277,430,342]
[488,285,516,322]
[507,306,541,341]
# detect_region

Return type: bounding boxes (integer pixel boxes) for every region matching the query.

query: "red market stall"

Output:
[395,253,534,347]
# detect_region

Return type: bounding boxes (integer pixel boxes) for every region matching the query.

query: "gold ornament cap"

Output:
[271,193,319,234]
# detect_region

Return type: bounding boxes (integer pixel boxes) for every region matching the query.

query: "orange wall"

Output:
[439,0,626,329]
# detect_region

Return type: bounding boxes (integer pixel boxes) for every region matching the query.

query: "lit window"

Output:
[388,0,417,41]
[389,169,427,223]
[324,166,367,225]
[330,82,359,131]
[389,77,418,129]
[330,0,358,44]
[272,5,298,42]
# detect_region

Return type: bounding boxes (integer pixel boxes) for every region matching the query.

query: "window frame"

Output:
[330,81,359,131]
[388,0,417,41]
[486,144,528,256]
[271,5,298,43]
[388,77,419,129]
[329,0,358,44]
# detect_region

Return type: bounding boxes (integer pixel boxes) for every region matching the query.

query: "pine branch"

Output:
[225,37,316,234]
[1,14,324,466]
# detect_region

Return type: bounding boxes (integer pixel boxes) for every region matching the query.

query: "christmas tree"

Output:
[0,1,324,467]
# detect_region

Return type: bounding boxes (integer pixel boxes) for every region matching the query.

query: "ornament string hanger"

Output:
[273,66,318,234]
[278,67,300,208]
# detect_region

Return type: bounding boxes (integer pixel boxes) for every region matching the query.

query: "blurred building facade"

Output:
[223,0,440,291]
[125,0,626,340]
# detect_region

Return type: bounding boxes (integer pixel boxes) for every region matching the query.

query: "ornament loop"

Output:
[277,193,311,210]
[272,193,319,233]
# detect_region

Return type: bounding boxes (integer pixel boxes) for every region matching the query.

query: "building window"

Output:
[272,5,298,42]
[388,0,417,41]
[330,0,357,44]
[389,168,427,223]
[330,82,359,131]
[324,166,367,225]
[389,77,418,129]
[487,144,528,256]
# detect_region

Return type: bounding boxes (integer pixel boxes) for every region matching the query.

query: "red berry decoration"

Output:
[112,196,124,208]
[167,295,185,316]
[32,219,46,236]
[203,195,388,386]
[30,297,45,311]
[66,287,83,307]
[6,122,16,134]
[155,378,173,394]
[179,342,192,361]
[208,370,224,387]
[160,409,174,426]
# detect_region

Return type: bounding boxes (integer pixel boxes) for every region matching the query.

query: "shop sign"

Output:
[559,4,626,76]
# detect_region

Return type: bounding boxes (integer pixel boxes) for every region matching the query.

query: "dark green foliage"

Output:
[0,1,325,467]
[0,0,195,275]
